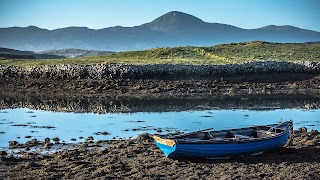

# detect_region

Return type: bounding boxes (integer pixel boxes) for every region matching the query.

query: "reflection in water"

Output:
[0,95,320,113]
[0,108,319,148]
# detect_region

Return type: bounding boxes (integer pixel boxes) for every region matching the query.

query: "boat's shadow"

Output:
[174,147,320,164]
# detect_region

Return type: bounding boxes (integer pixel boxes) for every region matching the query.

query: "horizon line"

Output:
[0,10,319,32]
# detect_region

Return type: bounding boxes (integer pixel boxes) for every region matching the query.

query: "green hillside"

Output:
[1,41,320,66]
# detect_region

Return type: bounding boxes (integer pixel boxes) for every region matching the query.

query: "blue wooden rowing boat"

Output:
[153,120,293,159]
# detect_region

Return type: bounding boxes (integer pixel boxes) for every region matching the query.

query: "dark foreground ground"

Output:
[0,129,319,179]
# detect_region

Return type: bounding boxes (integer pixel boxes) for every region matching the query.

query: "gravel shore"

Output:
[1,129,319,179]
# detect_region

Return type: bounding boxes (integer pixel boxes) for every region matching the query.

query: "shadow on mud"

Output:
[176,146,320,164]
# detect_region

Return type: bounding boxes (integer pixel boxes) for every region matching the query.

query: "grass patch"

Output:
[1,41,320,67]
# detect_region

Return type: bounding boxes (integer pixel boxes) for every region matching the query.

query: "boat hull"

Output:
[156,132,289,159]
[154,121,292,159]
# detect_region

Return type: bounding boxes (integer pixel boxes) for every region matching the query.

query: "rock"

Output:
[86,136,94,141]
[53,137,60,144]
[136,133,152,142]
[94,132,110,135]
[310,130,319,136]
[44,143,51,150]
[0,151,7,156]
[9,141,20,148]
[25,139,38,147]
[81,142,89,147]
[24,162,40,168]
[298,127,308,133]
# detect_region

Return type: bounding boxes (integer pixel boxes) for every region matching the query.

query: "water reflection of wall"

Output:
[0,95,319,113]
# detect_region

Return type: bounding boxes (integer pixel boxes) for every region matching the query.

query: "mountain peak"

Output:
[143,11,204,32]
[162,11,202,19]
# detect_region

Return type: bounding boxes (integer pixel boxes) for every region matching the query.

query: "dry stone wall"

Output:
[0,61,319,79]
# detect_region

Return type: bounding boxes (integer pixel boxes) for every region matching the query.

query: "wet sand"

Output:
[1,129,319,179]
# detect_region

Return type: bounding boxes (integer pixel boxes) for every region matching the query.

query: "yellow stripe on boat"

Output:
[153,136,176,147]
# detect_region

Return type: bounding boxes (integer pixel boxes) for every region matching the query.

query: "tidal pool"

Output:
[0,108,319,148]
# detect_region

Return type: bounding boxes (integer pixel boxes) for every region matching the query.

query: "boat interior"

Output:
[167,125,286,142]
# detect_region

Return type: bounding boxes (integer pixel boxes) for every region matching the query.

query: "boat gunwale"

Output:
[156,121,293,145]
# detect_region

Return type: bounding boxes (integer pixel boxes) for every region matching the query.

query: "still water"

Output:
[0,108,319,148]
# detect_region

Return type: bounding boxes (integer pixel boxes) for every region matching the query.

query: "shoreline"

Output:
[1,62,320,178]
[1,61,319,103]
[1,129,319,179]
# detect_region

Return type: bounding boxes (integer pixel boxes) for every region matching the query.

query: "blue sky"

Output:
[1,0,319,31]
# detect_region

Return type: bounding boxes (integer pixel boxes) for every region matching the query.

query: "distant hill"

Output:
[105,41,320,64]
[0,47,63,59]
[0,47,113,59]
[2,41,320,66]
[38,49,114,58]
[0,11,320,51]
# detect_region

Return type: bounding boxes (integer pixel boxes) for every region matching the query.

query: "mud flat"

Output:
[0,61,320,103]
[0,129,319,179]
